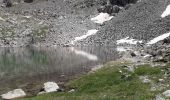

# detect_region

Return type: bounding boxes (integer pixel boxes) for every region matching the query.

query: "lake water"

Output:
[0,46,120,94]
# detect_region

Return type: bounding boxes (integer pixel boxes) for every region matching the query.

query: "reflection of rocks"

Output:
[0,47,119,94]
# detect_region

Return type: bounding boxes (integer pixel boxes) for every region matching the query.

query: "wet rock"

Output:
[163,90,170,97]
[43,82,59,93]
[1,89,26,99]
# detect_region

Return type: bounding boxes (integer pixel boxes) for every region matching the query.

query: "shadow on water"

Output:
[0,46,120,94]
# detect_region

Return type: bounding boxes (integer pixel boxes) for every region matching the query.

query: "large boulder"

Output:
[43,82,59,93]
[1,89,26,99]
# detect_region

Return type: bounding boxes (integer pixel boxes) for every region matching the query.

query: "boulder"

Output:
[163,90,170,97]
[44,82,59,93]
[1,89,26,99]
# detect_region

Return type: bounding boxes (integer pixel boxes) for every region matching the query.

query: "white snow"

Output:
[23,16,32,19]
[71,29,98,45]
[147,32,170,45]
[116,46,131,52]
[143,54,152,58]
[1,89,26,99]
[44,82,59,93]
[161,5,170,18]
[117,37,143,45]
[91,13,114,24]
[70,47,98,61]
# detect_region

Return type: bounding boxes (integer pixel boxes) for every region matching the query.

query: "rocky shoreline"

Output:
[1,0,170,99]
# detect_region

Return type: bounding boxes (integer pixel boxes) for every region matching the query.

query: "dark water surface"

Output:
[0,46,119,94]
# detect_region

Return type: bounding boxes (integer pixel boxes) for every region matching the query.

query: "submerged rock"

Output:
[1,89,26,99]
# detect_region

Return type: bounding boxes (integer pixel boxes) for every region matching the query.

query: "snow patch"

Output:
[116,46,131,52]
[161,5,170,18]
[91,13,114,24]
[23,16,32,19]
[147,32,170,45]
[1,89,26,99]
[70,47,98,61]
[117,37,142,45]
[71,29,98,45]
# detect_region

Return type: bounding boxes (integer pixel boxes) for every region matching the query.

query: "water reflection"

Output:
[70,47,98,61]
[0,46,119,94]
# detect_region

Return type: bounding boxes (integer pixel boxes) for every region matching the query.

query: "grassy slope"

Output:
[21,61,170,100]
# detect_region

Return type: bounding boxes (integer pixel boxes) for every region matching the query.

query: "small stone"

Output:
[68,89,75,93]
[1,89,26,99]
[44,82,59,93]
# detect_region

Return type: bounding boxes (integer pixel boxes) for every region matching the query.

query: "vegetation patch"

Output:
[20,61,169,100]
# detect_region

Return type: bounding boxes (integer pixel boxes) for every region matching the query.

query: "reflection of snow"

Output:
[117,37,142,45]
[147,32,170,45]
[71,29,98,45]
[91,13,114,24]
[161,5,170,18]
[70,47,98,61]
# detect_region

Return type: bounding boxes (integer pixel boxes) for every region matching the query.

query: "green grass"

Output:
[21,62,163,100]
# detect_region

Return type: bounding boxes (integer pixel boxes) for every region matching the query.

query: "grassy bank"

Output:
[21,61,170,100]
